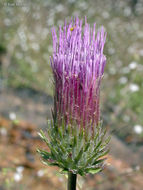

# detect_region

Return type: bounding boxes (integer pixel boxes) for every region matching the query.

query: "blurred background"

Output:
[0,0,143,189]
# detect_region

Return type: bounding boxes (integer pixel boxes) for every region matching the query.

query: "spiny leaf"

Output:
[86,168,102,174]
[92,158,106,166]
[74,148,84,164]
[84,141,90,152]
[93,149,109,162]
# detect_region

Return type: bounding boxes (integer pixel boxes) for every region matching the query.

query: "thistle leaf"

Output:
[86,168,102,174]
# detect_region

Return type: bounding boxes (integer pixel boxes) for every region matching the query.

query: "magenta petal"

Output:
[51,17,107,130]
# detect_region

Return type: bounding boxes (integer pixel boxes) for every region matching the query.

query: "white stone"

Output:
[0,128,7,136]
[129,84,139,92]
[14,173,23,182]
[129,62,137,70]
[134,125,143,134]
[37,170,44,177]
[16,166,24,173]
[9,112,16,120]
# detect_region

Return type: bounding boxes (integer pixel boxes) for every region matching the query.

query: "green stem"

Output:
[68,171,77,190]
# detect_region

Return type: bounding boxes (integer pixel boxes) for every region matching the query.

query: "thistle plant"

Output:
[37,17,110,190]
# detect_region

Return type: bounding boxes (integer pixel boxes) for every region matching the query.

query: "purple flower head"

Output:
[50,17,106,131]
